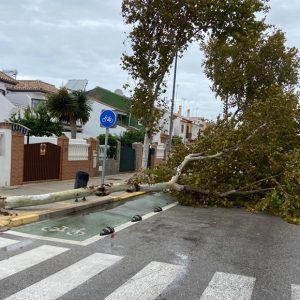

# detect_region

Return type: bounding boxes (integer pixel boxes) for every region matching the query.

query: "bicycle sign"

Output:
[100,110,117,128]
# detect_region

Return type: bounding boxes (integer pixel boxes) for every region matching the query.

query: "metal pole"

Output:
[167,51,178,156]
[101,127,109,185]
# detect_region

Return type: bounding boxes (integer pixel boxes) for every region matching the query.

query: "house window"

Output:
[31,99,45,109]
[181,124,184,134]
[117,114,128,126]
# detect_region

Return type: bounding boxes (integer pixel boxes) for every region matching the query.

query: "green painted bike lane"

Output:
[13,193,175,241]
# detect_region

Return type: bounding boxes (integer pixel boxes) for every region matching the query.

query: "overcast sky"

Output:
[0,0,299,120]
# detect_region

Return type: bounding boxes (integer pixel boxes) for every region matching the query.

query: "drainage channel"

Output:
[8,193,177,246]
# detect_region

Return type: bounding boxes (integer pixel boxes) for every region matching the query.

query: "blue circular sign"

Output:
[100,110,117,128]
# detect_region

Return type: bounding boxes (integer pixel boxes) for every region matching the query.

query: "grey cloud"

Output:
[0,0,299,120]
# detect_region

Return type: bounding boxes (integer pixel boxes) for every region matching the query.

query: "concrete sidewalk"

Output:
[0,172,142,229]
[0,172,135,197]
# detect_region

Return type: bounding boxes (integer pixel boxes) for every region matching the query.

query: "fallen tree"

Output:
[1,3,299,225]
[1,104,299,224]
[0,123,267,209]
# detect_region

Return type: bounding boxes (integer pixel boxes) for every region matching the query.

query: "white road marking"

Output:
[104,261,184,300]
[200,272,256,300]
[4,252,123,300]
[6,231,85,245]
[7,202,178,246]
[292,284,300,300]
[0,236,19,248]
[0,245,68,281]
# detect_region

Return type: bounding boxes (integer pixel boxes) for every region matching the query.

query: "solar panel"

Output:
[65,79,88,91]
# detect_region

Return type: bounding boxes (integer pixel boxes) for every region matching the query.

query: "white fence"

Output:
[24,136,58,145]
[156,144,165,159]
[68,140,89,161]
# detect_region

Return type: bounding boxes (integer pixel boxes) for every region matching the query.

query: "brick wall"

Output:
[57,136,98,181]
[10,133,24,186]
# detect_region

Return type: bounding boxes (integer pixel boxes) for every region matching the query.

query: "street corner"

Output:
[0,213,39,229]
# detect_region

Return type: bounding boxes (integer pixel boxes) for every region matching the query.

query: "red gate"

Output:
[23,143,61,182]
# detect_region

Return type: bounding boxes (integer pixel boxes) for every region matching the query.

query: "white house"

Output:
[62,81,135,139]
[0,70,59,122]
[152,105,203,146]
[6,79,58,110]
[64,99,130,139]
[81,86,142,139]
[0,72,19,121]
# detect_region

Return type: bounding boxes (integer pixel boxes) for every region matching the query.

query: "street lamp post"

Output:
[167,52,178,157]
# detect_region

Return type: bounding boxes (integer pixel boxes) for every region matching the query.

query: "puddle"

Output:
[14,193,176,241]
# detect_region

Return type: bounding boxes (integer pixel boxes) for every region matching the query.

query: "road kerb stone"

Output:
[112,191,146,201]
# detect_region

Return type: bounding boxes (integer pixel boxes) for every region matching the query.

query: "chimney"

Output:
[187,109,190,117]
[178,105,182,116]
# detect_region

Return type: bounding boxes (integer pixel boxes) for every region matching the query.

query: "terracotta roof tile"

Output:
[8,80,58,94]
[0,71,17,84]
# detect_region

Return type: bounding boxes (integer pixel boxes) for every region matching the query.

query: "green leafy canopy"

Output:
[9,103,63,137]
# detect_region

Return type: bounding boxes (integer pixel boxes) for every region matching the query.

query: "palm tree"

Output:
[47,88,92,139]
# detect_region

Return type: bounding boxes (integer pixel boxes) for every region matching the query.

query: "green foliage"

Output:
[155,87,300,223]
[9,103,62,137]
[119,129,144,146]
[172,135,183,146]
[97,134,119,159]
[254,149,300,224]
[131,164,176,185]
[122,0,267,137]
[142,86,300,222]
[202,30,300,114]
[124,1,300,223]
[47,88,92,139]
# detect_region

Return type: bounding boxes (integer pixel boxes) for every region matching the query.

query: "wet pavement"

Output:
[0,198,299,299]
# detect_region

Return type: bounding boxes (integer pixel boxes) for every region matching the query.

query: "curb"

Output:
[112,191,146,201]
[0,191,147,229]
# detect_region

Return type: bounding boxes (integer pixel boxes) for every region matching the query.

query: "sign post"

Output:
[100,110,117,185]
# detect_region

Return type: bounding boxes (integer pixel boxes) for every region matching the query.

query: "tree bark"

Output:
[142,131,151,170]
[70,117,77,139]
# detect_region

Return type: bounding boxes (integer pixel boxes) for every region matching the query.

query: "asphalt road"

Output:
[0,205,299,300]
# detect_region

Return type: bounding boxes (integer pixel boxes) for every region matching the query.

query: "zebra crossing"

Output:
[0,236,299,300]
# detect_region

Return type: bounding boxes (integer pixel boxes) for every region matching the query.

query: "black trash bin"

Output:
[74,171,89,189]
[74,171,89,202]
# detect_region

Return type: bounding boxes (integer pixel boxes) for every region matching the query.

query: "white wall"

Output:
[191,123,201,139]
[0,129,12,186]
[152,112,195,145]
[6,92,31,108]
[173,117,186,143]
[0,94,17,122]
[6,91,47,108]
[0,82,7,93]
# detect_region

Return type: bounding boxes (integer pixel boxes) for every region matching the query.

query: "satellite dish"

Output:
[2,69,18,79]
[114,89,124,96]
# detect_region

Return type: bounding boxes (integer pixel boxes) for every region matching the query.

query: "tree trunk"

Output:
[141,131,151,170]
[70,118,77,139]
